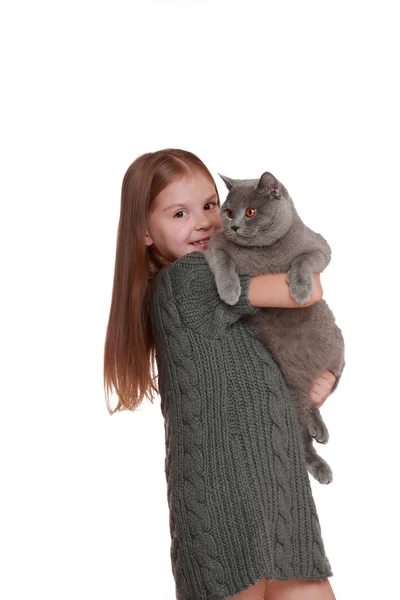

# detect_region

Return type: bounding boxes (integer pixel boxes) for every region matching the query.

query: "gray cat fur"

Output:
[204,171,345,485]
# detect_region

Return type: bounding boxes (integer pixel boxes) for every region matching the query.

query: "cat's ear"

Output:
[257,172,281,197]
[218,173,235,191]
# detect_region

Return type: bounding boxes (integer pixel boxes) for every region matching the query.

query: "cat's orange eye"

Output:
[246,207,256,218]
[226,208,234,218]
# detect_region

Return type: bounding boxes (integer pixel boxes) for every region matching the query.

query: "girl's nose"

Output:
[195,218,212,230]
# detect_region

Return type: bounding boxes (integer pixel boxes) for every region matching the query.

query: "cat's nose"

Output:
[231,225,240,232]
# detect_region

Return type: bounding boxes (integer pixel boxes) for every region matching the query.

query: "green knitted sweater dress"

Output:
[150,251,332,600]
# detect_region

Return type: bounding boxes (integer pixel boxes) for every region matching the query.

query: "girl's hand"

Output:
[309,370,337,407]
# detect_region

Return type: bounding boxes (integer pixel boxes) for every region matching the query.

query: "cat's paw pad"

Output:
[217,282,241,305]
[289,280,313,304]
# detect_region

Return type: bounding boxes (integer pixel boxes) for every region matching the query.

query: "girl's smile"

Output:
[189,236,210,248]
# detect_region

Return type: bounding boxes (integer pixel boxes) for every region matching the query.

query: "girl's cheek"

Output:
[178,222,191,239]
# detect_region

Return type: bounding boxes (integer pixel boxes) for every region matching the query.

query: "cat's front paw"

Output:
[286,272,313,304]
[217,280,241,305]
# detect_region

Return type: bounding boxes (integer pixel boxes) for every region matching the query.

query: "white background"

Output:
[1,1,399,599]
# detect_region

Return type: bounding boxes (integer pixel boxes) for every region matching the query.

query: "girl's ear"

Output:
[218,173,235,191]
[145,233,153,246]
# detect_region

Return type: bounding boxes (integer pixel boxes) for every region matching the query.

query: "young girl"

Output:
[103,149,338,600]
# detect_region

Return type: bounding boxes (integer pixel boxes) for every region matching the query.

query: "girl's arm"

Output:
[248,272,323,308]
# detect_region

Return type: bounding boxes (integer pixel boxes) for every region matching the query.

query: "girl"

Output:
[103,149,337,600]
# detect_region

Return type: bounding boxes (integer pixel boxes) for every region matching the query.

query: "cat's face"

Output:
[219,172,293,247]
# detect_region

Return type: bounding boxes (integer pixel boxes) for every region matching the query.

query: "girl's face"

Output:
[145,171,222,262]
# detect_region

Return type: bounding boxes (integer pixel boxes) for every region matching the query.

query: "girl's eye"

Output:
[246,207,256,218]
[226,208,233,218]
[173,202,217,218]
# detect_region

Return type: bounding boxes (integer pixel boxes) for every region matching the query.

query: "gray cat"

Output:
[204,171,345,485]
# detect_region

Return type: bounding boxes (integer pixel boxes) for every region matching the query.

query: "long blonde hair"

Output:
[103,149,220,414]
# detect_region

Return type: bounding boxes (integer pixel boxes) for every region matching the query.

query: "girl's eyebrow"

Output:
[162,193,217,212]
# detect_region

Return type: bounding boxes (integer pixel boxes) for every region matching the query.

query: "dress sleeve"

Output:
[152,251,260,339]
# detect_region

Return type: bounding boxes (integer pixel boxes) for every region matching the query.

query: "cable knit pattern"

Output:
[151,251,333,600]
[160,296,229,599]
[265,384,294,577]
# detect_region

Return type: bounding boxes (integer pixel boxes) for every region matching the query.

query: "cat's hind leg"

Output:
[301,429,333,485]
[307,404,329,444]
[289,388,333,484]
[294,392,329,444]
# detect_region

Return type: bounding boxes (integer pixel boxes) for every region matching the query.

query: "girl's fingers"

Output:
[309,370,337,407]
[321,369,336,384]
[310,394,324,408]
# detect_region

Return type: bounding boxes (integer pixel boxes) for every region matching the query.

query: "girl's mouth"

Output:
[189,237,210,247]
